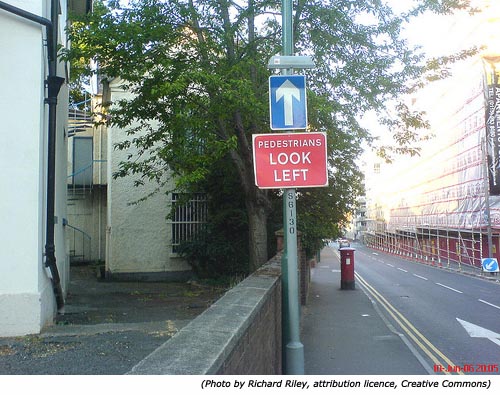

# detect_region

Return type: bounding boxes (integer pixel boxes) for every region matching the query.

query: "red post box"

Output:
[339,247,355,290]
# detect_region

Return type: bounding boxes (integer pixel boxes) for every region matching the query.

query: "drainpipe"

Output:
[0,0,65,311]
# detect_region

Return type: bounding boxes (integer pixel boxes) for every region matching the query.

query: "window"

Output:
[171,193,208,253]
[72,136,93,187]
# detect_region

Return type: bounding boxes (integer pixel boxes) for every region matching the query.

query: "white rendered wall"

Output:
[0,0,69,336]
[105,80,191,277]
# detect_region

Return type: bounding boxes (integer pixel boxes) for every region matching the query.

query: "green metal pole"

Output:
[284,188,304,374]
[281,193,289,369]
[282,0,293,55]
[281,0,304,375]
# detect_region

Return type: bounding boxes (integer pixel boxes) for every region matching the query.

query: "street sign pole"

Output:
[281,0,304,375]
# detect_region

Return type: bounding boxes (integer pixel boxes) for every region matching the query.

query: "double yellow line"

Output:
[355,272,463,375]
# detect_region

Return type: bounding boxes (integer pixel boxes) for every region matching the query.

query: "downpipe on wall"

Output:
[0,0,65,311]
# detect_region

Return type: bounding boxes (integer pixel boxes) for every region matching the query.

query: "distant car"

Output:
[338,239,350,249]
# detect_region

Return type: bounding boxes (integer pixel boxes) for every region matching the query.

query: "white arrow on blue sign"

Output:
[481,258,499,272]
[269,75,307,130]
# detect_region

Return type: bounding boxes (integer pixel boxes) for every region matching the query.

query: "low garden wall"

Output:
[128,254,283,374]
[128,232,315,375]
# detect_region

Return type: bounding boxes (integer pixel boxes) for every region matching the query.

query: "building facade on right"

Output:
[363,1,500,273]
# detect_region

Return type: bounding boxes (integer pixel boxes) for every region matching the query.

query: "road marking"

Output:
[457,318,500,347]
[355,273,462,375]
[413,274,428,281]
[386,263,394,267]
[436,283,463,294]
[478,299,500,310]
[397,268,408,273]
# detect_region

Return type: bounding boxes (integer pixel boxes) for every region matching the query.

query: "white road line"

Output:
[413,274,428,281]
[387,263,394,267]
[397,268,408,273]
[436,283,463,294]
[478,299,500,310]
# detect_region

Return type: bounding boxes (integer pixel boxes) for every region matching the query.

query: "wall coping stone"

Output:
[127,255,282,375]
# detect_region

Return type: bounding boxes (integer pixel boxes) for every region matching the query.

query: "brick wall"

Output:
[128,233,313,375]
[127,254,283,375]
[276,229,314,306]
[216,262,282,374]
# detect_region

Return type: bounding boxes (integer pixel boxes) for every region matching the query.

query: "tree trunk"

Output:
[230,144,271,272]
[246,198,269,273]
[227,103,272,273]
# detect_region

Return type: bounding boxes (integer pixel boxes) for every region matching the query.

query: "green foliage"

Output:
[63,0,475,273]
[176,155,250,278]
[177,224,249,278]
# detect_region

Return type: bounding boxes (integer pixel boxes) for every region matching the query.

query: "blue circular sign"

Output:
[481,258,499,272]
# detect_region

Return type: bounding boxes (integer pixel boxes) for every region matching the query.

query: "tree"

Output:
[65,0,474,273]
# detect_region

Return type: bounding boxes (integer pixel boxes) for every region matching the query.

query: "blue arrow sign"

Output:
[269,75,307,130]
[481,258,499,273]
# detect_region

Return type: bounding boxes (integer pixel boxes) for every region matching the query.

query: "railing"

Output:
[65,221,92,264]
[363,228,492,278]
[68,98,93,137]
[67,159,107,198]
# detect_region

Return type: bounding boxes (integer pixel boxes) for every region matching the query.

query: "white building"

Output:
[104,78,194,279]
[67,77,196,281]
[0,0,90,337]
[362,1,500,269]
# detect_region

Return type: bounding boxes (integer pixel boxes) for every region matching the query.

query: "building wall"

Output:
[67,119,108,263]
[369,55,500,234]
[67,186,107,263]
[362,2,500,268]
[363,58,497,267]
[105,79,191,280]
[0,0,69,336]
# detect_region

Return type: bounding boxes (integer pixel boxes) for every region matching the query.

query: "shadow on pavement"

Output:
[0,265,226,374]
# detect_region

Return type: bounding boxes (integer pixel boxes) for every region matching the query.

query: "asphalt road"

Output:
[353,243,500,375]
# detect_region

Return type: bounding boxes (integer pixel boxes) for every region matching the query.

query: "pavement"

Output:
[0,245,468,376]
[302,245,430,375]
[0,265,226,375]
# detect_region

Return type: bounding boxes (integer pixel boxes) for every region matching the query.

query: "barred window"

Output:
[171,193,208,253]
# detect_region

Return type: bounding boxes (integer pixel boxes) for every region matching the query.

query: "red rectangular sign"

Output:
[252,132,328,189]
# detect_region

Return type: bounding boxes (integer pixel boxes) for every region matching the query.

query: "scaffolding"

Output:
[364,223,498,276]
[363,59,500,276]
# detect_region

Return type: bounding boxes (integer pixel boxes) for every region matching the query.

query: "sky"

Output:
[361,0,500,223]
[359,0,499,146]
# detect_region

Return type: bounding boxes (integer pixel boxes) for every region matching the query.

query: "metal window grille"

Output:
[171,193,208,253]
